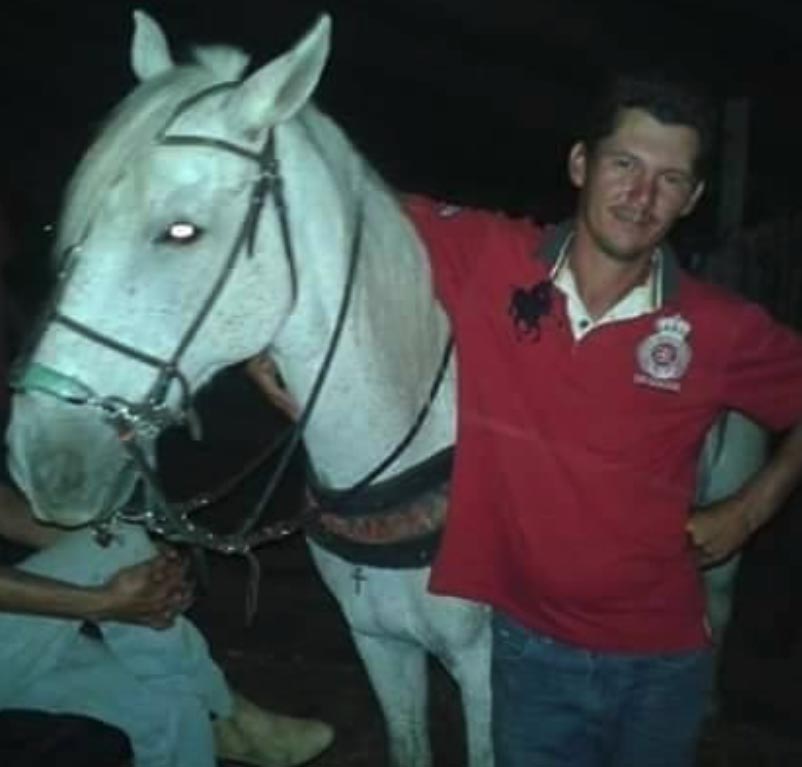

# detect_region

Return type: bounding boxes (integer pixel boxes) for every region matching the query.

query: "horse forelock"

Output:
[56,46,250,263]
[190,45,250,80]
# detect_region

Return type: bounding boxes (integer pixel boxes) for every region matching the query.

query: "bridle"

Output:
[13,80,325,551]
[27,83,295,437]
[12,80,453,581]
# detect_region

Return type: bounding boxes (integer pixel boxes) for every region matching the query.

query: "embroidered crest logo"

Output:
[634,315,692,392]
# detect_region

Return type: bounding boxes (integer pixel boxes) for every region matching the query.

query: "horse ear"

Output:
[131,10,175,81]
[225,15,331,135]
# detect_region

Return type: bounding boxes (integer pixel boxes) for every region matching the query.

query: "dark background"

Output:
[2,0,802,253]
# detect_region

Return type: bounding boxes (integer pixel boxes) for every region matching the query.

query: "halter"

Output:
[12,80,452,571]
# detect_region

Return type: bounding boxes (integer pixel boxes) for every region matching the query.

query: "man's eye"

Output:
[156,222,204,245]
[662,173,691,188]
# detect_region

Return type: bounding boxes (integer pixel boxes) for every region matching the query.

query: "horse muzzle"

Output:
[6,390,139,526]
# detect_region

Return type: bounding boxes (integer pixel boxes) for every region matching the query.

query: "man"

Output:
[405,76,802,766]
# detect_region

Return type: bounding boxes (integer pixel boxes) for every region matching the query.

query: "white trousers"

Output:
[0,524,232,767]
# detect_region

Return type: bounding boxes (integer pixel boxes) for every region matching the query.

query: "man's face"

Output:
[569,107,705,264]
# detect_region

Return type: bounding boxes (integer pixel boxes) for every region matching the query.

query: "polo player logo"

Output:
[634,314,693,392]
[508,280,552,341]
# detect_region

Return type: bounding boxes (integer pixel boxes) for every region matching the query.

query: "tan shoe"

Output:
[214,693,334,767]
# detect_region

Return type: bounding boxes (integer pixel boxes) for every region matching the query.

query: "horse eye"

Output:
[157,221,204,245]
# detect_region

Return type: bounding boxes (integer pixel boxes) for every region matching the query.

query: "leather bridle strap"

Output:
[44,121,294,426]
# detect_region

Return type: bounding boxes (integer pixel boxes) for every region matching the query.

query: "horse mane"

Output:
[293,109,449,398]
[56,46,249,262]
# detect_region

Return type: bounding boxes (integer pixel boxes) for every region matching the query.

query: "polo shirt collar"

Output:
[538,219,681,303]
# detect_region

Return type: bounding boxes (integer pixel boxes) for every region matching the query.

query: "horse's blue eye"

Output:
[157,222,203,245]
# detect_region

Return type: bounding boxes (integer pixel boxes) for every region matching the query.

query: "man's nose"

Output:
[625,172,657,209]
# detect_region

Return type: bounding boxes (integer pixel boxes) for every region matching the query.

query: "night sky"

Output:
[2,0,802,264]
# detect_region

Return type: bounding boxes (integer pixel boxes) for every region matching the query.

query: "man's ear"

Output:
[568,142,588,189]
[680,180,705,217]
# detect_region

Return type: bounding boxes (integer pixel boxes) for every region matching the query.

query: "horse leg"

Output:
[439,636,493,767]
[351,630,431,767]
[307,541,432,766]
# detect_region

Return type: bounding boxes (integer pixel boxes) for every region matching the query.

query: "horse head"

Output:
[7,11,335,525]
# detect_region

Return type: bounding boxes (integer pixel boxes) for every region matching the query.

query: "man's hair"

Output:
[582,74,716,178]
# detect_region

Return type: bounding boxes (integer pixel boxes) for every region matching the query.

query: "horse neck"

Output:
[270,112,456,489]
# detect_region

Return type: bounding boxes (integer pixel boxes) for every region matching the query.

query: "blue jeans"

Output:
[491,611,712,767]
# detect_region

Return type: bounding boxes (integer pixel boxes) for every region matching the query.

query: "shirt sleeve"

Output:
[403,194,542,317]
[721,302,802,432]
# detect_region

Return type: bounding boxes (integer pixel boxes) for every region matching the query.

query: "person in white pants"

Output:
[0,482,333,767]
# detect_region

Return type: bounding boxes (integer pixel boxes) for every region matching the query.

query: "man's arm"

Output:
[687,419,802,565]
[0,482,64,549]
[0,550,193,629]
[0,481,193,628]
[244,355,299,421]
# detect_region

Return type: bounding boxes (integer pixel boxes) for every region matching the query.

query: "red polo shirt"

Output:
[406,195,802,652]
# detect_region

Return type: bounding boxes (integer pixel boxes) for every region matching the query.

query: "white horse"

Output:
[6,12,766,767]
